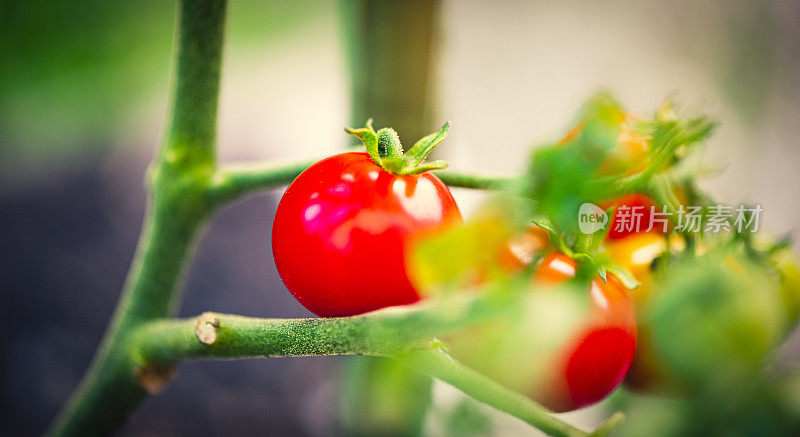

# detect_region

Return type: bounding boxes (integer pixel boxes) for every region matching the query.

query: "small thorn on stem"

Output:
[195,312,220,345]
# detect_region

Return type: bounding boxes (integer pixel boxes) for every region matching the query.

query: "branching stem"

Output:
[127,296,608,437]
[131,291,517,365]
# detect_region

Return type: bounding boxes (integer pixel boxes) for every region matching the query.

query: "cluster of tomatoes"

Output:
[270,115,718,412]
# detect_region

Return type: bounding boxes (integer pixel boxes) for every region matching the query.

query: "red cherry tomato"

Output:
[533,252,637,412]
[601,193,662,240]
[272,152,462,317]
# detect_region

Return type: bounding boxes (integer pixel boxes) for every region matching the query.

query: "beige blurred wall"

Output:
[120,0,800,242]
[437,0,800,240]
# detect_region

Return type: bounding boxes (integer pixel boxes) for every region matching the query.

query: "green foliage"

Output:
[521,92,714,253]
[617,373,800,437]
[772,248,800,325]
[523,93,625,238]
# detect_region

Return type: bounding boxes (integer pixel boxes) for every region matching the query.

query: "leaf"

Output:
[530,217,557,234]
[523,96,625,237]
[407,217,512,294]
[406,198,528,294]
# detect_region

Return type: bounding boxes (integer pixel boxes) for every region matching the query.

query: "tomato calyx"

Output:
[345,119,450,175]
[530,217,640,290]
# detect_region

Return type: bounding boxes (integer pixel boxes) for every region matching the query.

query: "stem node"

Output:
[195,312,220,345]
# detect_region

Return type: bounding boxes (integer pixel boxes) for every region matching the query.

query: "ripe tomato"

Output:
[604,231,667,301]
[604,232,669,391]
[533,252,637,412]
[601,193,662,240]
[272,152,462,317]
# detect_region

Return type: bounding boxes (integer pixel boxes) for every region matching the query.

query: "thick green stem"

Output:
[48,1,227,435]
[127,291,593,437]
[162,0,226,166]
[131,291,518,365]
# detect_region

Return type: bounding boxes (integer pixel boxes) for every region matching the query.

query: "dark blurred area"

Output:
[0,149,340,435]
[2,0,800,435]
[1,1,340,435]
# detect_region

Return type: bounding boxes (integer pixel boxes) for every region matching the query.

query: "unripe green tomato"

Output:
[647,254,785,388]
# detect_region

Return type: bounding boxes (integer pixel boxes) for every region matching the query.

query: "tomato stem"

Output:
[394,346,591,437]
[127,292,614,437]
[48,1,227,435]
[205,155,516,206]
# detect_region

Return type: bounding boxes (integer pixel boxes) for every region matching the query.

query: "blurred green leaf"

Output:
[443,398,493,437]
[341,356,432,437]
[523,94,623,236]
[407,197,529,294]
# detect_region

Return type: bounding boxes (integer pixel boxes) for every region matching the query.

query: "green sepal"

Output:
[605,264,641,290]
[345,119,452,175]
[379,156,407,174]
[530,217,557,234]
[531,217,575,257]
[404,122,450,168]
[344,118,381,164]
[597,266,608,283]
[403,160,448,175]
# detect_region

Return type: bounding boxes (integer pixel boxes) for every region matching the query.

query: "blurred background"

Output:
[2,0,799,435]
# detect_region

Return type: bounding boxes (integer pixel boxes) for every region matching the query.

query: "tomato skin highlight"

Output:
[272,152,462,317]
[534,252,638,412]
